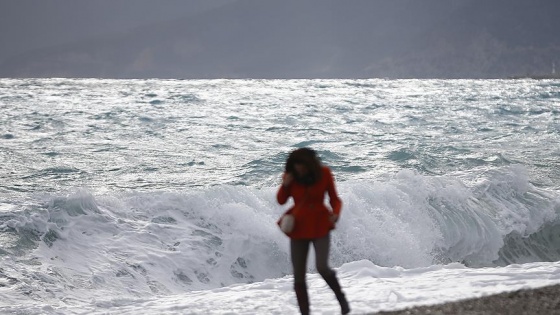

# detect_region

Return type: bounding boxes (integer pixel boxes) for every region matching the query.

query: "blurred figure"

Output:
[277,148,350,315]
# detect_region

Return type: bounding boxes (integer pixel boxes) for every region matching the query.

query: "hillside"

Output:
[1,0,559,79]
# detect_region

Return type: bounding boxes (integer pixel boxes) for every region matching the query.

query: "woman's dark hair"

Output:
[285,148,322,185]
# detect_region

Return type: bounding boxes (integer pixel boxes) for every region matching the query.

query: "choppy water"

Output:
[1,78,560,309]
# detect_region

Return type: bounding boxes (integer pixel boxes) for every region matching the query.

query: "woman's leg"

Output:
[291,239,311,315]
[313,233,350,314]
[312,233,332,276]
[291,238,310,285]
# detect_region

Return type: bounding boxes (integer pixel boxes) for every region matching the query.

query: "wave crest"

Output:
[0,166,558,299]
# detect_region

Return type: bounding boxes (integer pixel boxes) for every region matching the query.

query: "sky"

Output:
[0,0,234,64]
[1,0,558,79]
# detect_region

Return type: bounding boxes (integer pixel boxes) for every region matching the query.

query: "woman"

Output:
[277,148,350,315]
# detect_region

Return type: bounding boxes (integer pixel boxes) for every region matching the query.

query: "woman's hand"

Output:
[282,172,293,187]
[329,214,339,224]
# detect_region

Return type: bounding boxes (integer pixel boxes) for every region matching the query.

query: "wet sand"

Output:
[371,284,560,315]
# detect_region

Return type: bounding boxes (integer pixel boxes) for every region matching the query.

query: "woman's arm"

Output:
[276,173,292,204]
[326,168,342,215]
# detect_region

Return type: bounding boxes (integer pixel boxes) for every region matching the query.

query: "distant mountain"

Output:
[0,0,234,65]
[1,0,559,79]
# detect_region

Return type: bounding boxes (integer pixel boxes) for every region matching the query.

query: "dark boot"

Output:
[323,272,350,314]
[294,283,310,315]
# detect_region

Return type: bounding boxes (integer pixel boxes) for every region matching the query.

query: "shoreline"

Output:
[371,284,560,315]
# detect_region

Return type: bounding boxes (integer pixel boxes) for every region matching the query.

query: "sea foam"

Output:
[1,165,558,307]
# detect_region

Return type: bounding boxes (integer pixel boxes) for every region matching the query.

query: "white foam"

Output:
[1,166,559,312]
[4,259,560,314]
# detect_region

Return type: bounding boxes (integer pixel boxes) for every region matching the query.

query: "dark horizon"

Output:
[1,0,559,79]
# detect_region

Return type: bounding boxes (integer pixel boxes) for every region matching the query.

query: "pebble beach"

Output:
[373,284,560,315]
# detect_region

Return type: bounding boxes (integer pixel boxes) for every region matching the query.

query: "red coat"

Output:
[277,166,342,239]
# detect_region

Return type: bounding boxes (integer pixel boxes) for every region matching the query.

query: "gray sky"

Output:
[0,0,234,63]
[1,0,558,79]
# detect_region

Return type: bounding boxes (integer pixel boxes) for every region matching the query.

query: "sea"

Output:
[1,78,559,314]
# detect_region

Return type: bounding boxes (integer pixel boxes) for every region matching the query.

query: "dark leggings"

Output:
[290,233,334,285]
